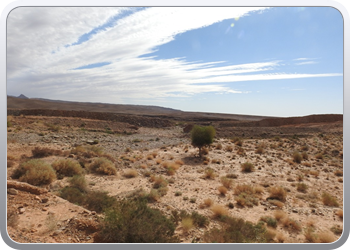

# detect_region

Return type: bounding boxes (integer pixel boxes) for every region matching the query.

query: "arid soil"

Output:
[6,112,343,244]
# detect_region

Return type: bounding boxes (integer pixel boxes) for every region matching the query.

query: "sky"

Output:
[6,6,343,117]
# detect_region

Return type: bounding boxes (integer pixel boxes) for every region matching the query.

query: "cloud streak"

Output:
[7,7,342,104]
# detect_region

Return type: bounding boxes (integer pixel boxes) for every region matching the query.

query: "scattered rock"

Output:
[7,188,18,195]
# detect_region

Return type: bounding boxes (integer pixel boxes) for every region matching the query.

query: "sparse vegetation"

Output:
[322,192,339,207]
[52,159,84,177]
[12,159,56,186]
[241,162,255,173]
[89,157,117,175]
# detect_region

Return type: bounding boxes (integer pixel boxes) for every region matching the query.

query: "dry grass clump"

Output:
[226,173,238,179]
[7,209,19,229]
[330,225,343,235]
[280,216,302,232]
[218,186,228,195]
[210,204,229,218]
[232,137,243,146]
[199,198,214,209]
[292,151,302,163]
[236,147,245,155]
[151,175,168,189]
[225,145,233,152]
[268,199,284,208]
[7,160,15,168]
[215,143,223,150]
[220,177,233,189]
[12,159,56,186]
[203,167,216,179]
[211,158,221,164]
[304,226,318,242]
[315,153,324,160]
[139,164,147,169]
[52,159,84,177]
[146,154,154,160]
[88,157,117,175]
[309,170,319,178]
[123,169,138,178]
[181,217,194,233]
[268,186,287,202]
[322,192,339,207]
[273,210,287,221]
[255,143,266,154]
[202,147,209,155]
[147,189,160,202]
[234,184,260,207]
[32,147,63,158]
[241,162,255,173]
[336,209,343,219]
[151,152,158,158]
[334,170,343,176]
[302,162,312,167]
[175,159,184,165]
[317,231,336,243]
[155,159,162,165]
[296,182,308,193]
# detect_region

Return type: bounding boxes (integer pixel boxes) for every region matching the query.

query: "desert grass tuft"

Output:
[218,186,228,195]
[241,162,255,173]
[88,157,117,175]
[210,204,229,219]
[123,169,138,178]
[322,192,339,207]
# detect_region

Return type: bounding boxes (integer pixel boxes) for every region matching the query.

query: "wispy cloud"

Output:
[6,7,342,104]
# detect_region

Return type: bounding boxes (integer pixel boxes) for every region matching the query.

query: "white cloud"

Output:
[6,7,342,104]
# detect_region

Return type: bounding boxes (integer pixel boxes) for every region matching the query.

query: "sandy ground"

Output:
[6,115,343,244]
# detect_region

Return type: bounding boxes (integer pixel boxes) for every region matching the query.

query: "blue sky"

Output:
[7,7,343,117]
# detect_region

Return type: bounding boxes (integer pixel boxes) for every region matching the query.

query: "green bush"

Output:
[84,191,117,213]
[203,216,268,243]
[12,159,56,186]
[95,198,179,243]
[60,186,86,205]
[52,159,84,177]
[89,157,117,175]
[190,125,216,157]
[68,175,88,192]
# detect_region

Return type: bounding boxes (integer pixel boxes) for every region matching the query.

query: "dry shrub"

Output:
[304,226,318,243]
[175,159,184,165]
[296,182,308,193]
[330,225,343,235]
[226,173,238,179]
[7,160,15,168]
[281,217,302,232]
[203,167,216,179]
[225,145,233,152]
[254,185,264,194]
[52,159,84,177]
[202,147,209,155]
[181,217,194,233]
[234,184,260,207]
[268,200,284,208]
[309,170,319,177]
[12,159,56,186]
[274,210,287,222]
[199,198,213,209]
[220,177,233,189]
[155,158,162,165]
[147,189,160,202]
[241,162,254,172]
[218,186,228,195]
[292,152,302,163]
[123,169,138,178]
[210,204,229,218]
[140,164,147,169]
[71,145,104,158]
[152,175,168,189]
[211,158,221,164]
[265,228,277,242]
[268,186,287,202]
[89,157,117,175]
[32,147,62,158]
[68,174,88,192]
[302,152,308,160]
[166,167,176,176]
[336,210,343,219]
[315,153,324,160]
[7,210,19,229]
[146,155,154,160]
[322,192,339,207]
[334,170,343,176]
[236,147,245,155]
[317,231,336,243]
[276,232,286,243]
[302,162,312,167]
[7,155,16,161]
[151,152,158,158]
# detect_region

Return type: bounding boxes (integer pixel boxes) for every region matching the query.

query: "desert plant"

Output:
[68,174,88,192]
[218,186,228,195]
[330,225,343,235]
[211,204,229,219]
[59,186,86,205]
[260,216,277,228]
[123,169,138,178]
[199,198,214,209]
[181,217,194,233]
[220,177,233,189]
[322,192,339,207]
[32,147,62,158]
[203,167,216,179]
[241,162,255,172]
[94,198,178,243]
[84,191,117,213]
[190,125,216,157]
[296,183,308,193]
[52,159,84,177]
[12,159,56,186]
[268,186,287,202]
[336,210,343,219]
[89,157,117,175]
[292,152,302,163]
[334,170,343,176]
[203,216,268,243]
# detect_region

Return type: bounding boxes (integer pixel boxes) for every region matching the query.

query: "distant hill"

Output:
[17,94,29,99]
[7,95,274,121]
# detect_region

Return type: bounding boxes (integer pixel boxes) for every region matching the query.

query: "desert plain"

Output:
[6,96,344,244]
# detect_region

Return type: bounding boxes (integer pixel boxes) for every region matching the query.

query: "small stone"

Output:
[18,207,25,214]
[42,207,48,211]
[7,188,18,195]
[41,198,49,203]
[34,196,42,202]
[292,209,298,213]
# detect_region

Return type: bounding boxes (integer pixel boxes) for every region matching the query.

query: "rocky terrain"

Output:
[6,107,343,244]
